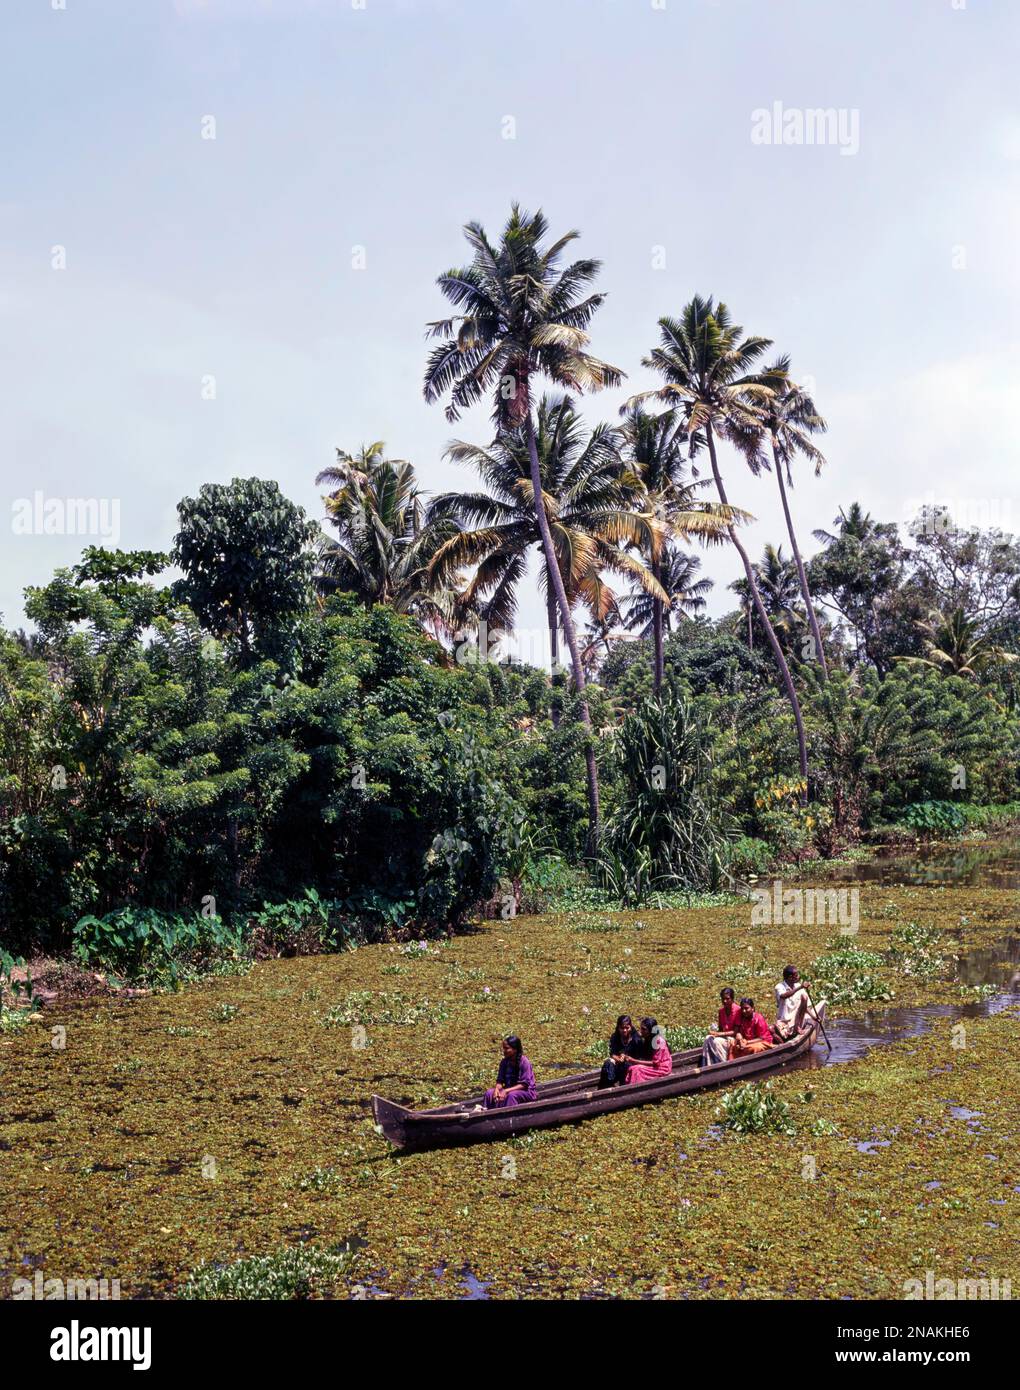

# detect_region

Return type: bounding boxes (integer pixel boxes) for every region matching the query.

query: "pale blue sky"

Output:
[2,0,1018,643]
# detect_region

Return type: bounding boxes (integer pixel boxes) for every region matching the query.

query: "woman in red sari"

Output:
[728,997,773,1059]
[702,986,741,1066]
[624,1017,673,1085]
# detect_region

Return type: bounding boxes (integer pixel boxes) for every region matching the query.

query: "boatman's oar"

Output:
[804,985,832,1052]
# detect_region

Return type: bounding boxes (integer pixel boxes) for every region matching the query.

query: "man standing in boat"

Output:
[772,965,814,1041]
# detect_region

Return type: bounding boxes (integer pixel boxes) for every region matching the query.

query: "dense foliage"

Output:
[3,213,1020,962]
[3,489,1017,961]
[0,567,553,953]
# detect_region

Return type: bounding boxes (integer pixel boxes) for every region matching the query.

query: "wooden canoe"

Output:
[371,1004,826,1151]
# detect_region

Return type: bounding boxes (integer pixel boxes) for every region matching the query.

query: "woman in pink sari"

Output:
[624,1017,673,1085]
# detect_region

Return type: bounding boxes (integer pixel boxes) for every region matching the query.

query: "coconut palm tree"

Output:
[729,544,806,655]
[755,360,830,678]
[812,502,869,548]
[628,296,810,786]
[580,607,624,678]
[315,444,459,634]
[423,206,624,842]
[317,441,399,496]
[427,394,665,720]
[624,547,713,639]
[618,404,739,690]
[897,608,1019,680]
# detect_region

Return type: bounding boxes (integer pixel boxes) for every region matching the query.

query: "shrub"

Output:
[245,888,365,958]
[898,801,967,839]
[519,853,573,913]
[958,801,1020,828]
[72,907,246,990]
[753,780,812,861]
[1,594,532,954]
[726,836,775,879]
[0,948,39,1034]
[594,684,727,903]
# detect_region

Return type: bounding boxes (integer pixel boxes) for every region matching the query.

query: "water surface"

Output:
[793,836,1020,1069]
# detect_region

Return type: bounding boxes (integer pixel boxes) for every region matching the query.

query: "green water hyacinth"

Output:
[177,1244,358,1300]
[717,1081,796,1136]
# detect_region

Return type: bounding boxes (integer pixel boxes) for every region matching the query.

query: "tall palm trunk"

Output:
[526,414,600,844]
[706,423,809,790]
[651,560,665,693]
[771,434,828,680]
[546,589,562,729]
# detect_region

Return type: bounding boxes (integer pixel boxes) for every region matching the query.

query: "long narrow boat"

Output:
[372,1004,826,1151]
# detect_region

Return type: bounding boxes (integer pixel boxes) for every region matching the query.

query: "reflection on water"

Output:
[793,990,1019,1070]
[821,835,1020,890]
[792,837,1020,1070]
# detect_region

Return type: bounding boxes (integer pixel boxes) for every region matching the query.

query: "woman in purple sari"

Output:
[483,1035,537,1109]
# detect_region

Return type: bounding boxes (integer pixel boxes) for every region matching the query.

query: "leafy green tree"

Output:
[172,478,317,666]
[1,572,541,950]
[4,575,181,945]
[804,665,1016,841]
[72,547,171,604]
[907,512,1020,641]
[805,669,926,841]
[810,503,916,675]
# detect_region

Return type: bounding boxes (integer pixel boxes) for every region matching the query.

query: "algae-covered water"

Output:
[2,868,1018,1300]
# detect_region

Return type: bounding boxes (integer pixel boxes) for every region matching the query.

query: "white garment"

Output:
[775,980,807,1026]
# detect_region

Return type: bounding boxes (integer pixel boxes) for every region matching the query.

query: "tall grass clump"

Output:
[594,685,727,906]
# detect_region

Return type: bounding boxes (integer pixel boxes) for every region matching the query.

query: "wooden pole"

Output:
[804,986,832,1052]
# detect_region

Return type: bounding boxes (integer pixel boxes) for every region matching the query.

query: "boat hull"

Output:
[371,1007,825,1151]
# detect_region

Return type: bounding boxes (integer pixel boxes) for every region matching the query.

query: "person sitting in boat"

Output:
[598,1014,643,1088]
[701,986,741,1066]
[772,965,816,1040]
[483,1035,538,1109]
[623,1016,673,1084]
[728,997,773,1059]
